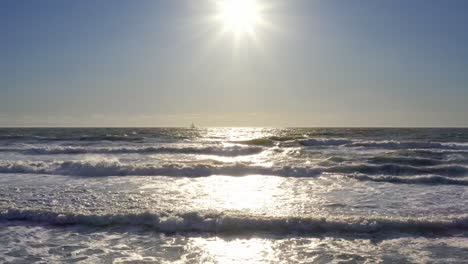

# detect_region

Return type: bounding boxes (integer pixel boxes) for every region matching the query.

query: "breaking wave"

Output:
[348,174,468,186]
[299,138,353,146]
[297,138,468,150]
[329,164,468,177]
[1,209,467,234]
[0,145,263,157]
[347,140,468,150]
[1,159,468,180]
[0,160,322,177]
[235,138,275,146]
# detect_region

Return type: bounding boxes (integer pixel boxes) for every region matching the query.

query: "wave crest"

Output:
[348,140,468,150]
[0,160,322,178]
[299,138,353,146]
[2,209,467,234]
[1,160,467,181]
[296,138,468,151]
[1,145,263,157]
[348,174,468,186]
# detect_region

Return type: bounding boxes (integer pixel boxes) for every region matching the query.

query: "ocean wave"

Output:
[234,138,275,146]
[1,209,467,234]
[348,174,468,186]
[1,159,468,180]
[234,136,305,146]
[0,134,26,140]
[328,164,468,177]
[368,156,442,166]
[0,145,264,157]
[296,138,468,151]
[392,149,468,158]
[268,136,304,142]
[0,134,145,142]
[348,140,468,150]
[0,160,322,177]
[299,138,353,146]
[78,134,144,142]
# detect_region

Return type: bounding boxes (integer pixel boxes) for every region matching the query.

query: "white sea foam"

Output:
[1,159,468,180]
[1,208,467,234]
[0,159,322,177]
[0,145,264,157]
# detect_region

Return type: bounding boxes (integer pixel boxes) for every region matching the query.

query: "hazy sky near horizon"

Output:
[2,0,468,127]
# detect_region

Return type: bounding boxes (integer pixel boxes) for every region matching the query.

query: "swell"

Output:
[347,174,468,186]
[1,209,467,234]
[299,138,353,146]
[368,156,442,166]
[368,156,468,167]
[298,138,468,150]
[235,138,276,146]
[0,145,263,157]
[234,136,305,146]
[348,141,468,150]
[1,160,468,180]
[392,149,468,158]
[0,134,145,142]
[329,164,468,177]
[0,160,322,177]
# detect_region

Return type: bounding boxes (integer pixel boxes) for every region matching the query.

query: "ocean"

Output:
[0,127,467,263]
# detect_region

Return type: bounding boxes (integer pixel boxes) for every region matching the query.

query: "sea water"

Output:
[0,127,467,263]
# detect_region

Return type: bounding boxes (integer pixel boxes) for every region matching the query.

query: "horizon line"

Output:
[1,126,468,129]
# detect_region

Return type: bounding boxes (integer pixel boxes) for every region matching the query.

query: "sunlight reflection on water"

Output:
[189,175,286,213]
[184,237,275,264]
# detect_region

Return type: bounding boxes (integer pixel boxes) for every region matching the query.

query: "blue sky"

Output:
[1,0,468,127]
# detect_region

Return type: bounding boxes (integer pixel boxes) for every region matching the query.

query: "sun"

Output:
[216,0,262,35]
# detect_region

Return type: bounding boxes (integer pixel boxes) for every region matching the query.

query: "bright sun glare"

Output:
[216,0,262,35]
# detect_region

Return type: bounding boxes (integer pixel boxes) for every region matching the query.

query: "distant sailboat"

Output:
[190,122,196,129]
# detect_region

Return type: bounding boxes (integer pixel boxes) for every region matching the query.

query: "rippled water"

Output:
[1,127,467,263]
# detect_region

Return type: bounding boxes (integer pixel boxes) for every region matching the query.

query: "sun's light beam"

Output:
[216,0,262,35]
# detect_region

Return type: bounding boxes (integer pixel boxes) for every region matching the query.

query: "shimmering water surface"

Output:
[0,127,467,263]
